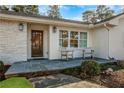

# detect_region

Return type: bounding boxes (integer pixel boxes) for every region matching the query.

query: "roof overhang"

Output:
[1,11,124,29]
[94,13,124,28]
[0,12,89,29]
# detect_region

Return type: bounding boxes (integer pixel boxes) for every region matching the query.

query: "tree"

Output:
[12,5,39,15]
[0,5,9,11]
[47,5,61,18]
[82,10,97,23]
[120,5,124,13]
[96,5,114,21]
[24,5,39,15]
[12,5,25,13]
[82,5,114,23]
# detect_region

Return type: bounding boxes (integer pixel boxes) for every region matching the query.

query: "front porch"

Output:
[27,23,94,61]
[5,58,115,77]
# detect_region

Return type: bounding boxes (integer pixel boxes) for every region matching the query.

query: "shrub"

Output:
[80,60,101,79]
[100,62,123,71]
[61,67,80,76]
[0,61,5,81]
[117,60,124,69]
[0,61,4,71]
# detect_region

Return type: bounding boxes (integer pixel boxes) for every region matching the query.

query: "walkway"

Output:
[29,74,105,88]
[5,58,114,77]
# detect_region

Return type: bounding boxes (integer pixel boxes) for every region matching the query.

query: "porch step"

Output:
[5,58,113,78]
[5,59,82,78]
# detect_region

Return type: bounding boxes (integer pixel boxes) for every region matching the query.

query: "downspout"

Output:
[103,23,110,59]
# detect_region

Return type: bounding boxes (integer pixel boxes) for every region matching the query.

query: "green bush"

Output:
[100,62,123,71]
[80,60,101,79]
[61,67,80,75]
[0,61,4,71]
[117,60,124,69]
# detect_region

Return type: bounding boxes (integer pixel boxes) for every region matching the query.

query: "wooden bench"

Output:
[61,50,74,60]
[82,49,94,59]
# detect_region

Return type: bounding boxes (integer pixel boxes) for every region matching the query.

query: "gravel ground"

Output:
[57,81,105,88]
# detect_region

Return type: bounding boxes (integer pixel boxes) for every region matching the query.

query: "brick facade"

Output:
[0,20,27,64]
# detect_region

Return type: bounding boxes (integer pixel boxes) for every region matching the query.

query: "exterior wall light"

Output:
[53,26,57,33]
[19,23,24,31]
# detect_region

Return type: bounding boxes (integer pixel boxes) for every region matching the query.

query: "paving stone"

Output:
[5,58,111,76]
[29,74,105,88]
[34,82,42,88]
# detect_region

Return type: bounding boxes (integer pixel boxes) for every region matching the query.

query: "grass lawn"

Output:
[0,77,33,88]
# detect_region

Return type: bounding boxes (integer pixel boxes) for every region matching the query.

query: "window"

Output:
[80,32,87,48]
[70,31,78,47]
[59,30,68,47]
[59,30,87,48]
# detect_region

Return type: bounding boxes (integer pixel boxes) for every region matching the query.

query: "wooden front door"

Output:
[31,30,43,57]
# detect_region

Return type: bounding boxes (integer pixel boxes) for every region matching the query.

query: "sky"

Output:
[39,5,123,21]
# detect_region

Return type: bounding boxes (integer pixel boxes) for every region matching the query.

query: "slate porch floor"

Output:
[5,58,115,76]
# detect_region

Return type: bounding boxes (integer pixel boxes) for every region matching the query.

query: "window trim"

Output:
[79,32,88,48]
[59,30,88,48]
[59,30,69,47]
[70,31,79,48]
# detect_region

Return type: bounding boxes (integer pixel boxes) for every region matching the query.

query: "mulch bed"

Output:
[85,70,124,88]
[61,66,124,88]
[6,70,60,79]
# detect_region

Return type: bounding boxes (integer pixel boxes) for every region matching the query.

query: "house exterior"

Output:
[0,11,124,64]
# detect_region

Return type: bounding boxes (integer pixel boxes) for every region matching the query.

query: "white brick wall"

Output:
[0,20,27,64]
